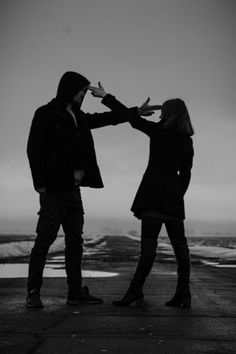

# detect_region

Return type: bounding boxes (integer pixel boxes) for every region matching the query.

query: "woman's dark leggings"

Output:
[129,217,190,292]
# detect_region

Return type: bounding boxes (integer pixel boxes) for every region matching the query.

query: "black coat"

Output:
[129,116,194,220]
[27,94,128,191]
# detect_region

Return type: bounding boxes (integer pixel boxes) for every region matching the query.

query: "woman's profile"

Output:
[113,98,194,308]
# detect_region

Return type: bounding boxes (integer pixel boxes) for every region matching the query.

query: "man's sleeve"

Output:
[27,108,47,190]
[86,94,134,129]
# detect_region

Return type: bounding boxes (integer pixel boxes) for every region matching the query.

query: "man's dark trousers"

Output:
[27,188,84,296]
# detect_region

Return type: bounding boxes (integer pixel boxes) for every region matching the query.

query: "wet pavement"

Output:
[0,235,236,353]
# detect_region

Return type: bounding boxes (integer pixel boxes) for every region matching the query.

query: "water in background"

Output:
[0,234,235,262]
[0,234,236,278]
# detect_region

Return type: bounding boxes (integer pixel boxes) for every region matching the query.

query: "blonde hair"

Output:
[161,99,194,136]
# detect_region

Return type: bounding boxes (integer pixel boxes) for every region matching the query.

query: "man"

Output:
[26,71,157,308]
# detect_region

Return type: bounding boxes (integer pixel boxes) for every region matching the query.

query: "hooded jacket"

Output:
[27,71,129,191]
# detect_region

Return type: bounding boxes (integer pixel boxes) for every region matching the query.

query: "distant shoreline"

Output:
[0,234,235,269]
[0,233,236,242]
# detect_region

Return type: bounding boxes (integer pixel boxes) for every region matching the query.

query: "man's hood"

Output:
[56,71,90,107]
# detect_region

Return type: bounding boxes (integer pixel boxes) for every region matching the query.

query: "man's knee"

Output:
[31,241,51,256]
[36,212,61,238]
[65,238,83,253]
[33,228,58,254]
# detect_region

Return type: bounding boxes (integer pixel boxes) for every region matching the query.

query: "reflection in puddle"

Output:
[0,263,119,278]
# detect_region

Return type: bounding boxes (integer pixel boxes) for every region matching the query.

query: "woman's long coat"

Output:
[129,117,194,220]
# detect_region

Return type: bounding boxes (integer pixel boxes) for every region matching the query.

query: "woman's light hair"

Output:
[161,99,194,136]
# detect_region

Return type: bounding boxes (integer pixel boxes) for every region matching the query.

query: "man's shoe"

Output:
[26,289,44,308]
[66,286,103,305]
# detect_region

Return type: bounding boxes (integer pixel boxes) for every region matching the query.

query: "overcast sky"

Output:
[1,0,236,232]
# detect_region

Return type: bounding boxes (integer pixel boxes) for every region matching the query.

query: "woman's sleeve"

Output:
[129,114,158,137]
[179,144,194,195]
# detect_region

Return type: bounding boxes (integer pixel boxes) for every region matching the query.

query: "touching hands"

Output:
[88,82,107,98]
[138,97,162,117]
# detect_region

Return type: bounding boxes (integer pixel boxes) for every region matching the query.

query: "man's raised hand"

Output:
[88,82,107,98]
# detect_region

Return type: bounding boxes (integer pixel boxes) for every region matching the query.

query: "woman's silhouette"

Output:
[113,98,194,308]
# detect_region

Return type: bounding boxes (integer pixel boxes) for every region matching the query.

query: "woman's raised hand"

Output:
[138,97,162,117]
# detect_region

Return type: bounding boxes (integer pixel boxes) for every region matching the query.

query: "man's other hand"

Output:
[74,169,85,185]
[36,188,46,194]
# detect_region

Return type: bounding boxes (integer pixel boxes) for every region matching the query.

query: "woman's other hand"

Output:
[138,97,162,117]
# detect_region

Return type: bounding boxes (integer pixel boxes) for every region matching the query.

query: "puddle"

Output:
[0,252,119,278]
[0,263,119,278]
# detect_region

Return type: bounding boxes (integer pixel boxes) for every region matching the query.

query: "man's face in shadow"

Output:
[72,87,88,107]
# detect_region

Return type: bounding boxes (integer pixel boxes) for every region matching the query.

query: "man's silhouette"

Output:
[26,71,130,307]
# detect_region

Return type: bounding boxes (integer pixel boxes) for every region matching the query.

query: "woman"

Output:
[113,98,194,308]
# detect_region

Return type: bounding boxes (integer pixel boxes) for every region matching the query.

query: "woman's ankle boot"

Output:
[113,238,157,307]
[165,283,191,308]
[112,289,144,307]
